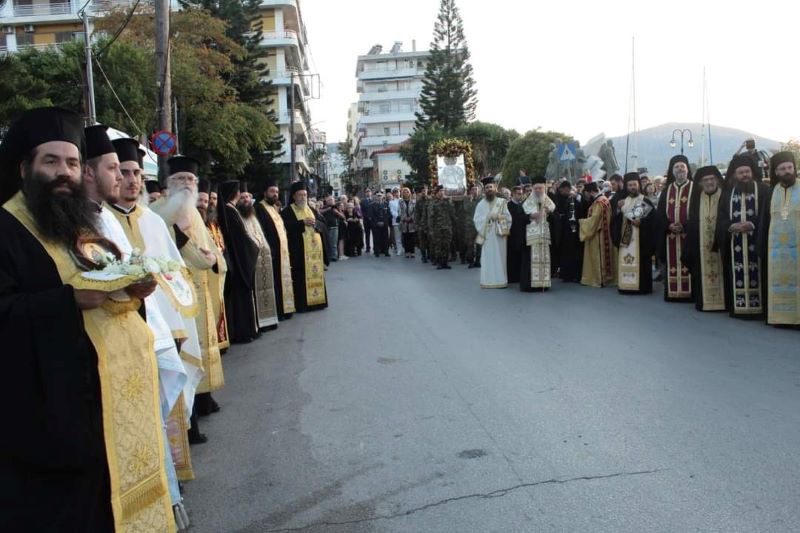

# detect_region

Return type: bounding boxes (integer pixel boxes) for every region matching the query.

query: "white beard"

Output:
[159,187,198,224]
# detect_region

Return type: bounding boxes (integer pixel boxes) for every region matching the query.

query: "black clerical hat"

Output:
[167,155,199,177]
[0,106,85,204]
[289,180,306,197]
[770,151,796,181]
[85,125,116,160]
[111,137,144,168]
[695,166,722,182]
[531,176,546,185]
[584,182,599,193]
[219,180,240,203]
[144,180,160,194]
[727,155,757,181]
[481,176,496,186]
[264,178,279,190]
[623,172,640,184]
[666,155,692,183]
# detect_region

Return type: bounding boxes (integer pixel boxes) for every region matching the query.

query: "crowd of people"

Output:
[329,154,798,328]
[0,107,331,531]
[1,105,797,532]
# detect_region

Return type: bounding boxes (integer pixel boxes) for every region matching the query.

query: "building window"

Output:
[379,103,391,114]
[16,32,34,48]
[383,127,391,136]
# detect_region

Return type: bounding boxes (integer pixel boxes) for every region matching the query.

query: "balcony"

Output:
[91,0,141,12]
[270,68,311,97]
[357,67,424,81]
[359,89,420,102]
[12,1,72,16]
[359,134,410,148]
[358,111,416,125]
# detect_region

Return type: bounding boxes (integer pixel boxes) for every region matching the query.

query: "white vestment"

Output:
[473,197,512,288]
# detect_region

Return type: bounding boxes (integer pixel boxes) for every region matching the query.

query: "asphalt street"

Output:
[185,253,800,533]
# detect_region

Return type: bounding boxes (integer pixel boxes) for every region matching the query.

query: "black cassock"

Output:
[554,194,584,282]
[220,204,259,342]
[714,182,770,319]
[255,202,293,320]
[281,205,329,313]
[611,196,656,294]
[0,208,113,531]
[506,200,527,284]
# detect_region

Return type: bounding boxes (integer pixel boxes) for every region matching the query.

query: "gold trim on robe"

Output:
[767,183,800,325]
[290,203,327,307]
[698,190,725,310]
[618,197,643,291]
[260,200,296,315]
[5,192,174,532]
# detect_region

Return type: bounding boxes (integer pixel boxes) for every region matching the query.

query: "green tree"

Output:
[500,130,576,188]
[338,135,356,193]
[183,0,285,186]
[415,0,477,132]
[454,121,519,177]
[399,124,446,185]
[0,39,155,135]
[96,6,276,178]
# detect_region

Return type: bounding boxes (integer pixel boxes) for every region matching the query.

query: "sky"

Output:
[302,0,799,146]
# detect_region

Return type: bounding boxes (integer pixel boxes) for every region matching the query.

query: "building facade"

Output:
[353,41,429,191]
[255,0,314,182]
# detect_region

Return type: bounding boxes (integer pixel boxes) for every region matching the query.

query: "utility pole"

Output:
[80,9,96,125]
[155,0,172,182]
[289,72,296,182]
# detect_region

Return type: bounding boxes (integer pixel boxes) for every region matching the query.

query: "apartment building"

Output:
[353,41,429,191]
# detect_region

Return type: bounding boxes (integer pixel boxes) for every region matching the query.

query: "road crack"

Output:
[262,468,667,532]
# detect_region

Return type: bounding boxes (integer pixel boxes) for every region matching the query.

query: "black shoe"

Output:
[209,397,221,413]
[188,431,208,445]
[468,263,478,269]
[436,265,445,270]
[374,253,380,257]
[384,253,391,257]
[443,264,452,270]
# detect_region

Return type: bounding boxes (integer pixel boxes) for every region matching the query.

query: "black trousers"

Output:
[373,224,390,255]
[364,223,372,250]
[402,232,416,253]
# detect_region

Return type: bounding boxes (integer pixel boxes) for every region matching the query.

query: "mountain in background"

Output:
[600,123,783,175]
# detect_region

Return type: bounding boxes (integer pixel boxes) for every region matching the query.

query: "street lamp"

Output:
[669,128,694,155]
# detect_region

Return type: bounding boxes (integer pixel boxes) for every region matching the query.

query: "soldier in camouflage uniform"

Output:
[429,185,457,270]
[463,183,482,268]
[452,198,466,263]
[414,185,429,263]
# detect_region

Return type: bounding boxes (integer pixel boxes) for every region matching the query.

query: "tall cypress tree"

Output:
[415,0,477,133]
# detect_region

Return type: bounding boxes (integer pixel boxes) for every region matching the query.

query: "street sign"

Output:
[150,130,177,156]
[557,142,577,162]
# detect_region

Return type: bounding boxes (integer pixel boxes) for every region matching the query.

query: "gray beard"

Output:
[160,188,198,224]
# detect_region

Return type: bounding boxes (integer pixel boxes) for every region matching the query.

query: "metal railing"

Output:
[261,29,299,42]
[13,2,73,16]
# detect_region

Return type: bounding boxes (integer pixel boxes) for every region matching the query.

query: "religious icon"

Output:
[436,155,467,197]
[71,235,122,271]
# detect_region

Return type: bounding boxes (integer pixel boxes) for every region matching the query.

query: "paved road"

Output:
[185,255,800,533]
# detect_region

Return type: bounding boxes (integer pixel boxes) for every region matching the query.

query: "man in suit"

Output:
[361,188,374,253]
[369,191,392,257]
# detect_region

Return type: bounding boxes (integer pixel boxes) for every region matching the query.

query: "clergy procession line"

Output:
[0,106,797,533]
[344,154,799,328]
[0,107,328,532]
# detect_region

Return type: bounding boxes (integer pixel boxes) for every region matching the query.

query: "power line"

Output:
[92,51,145,137]
[94,0,142,58]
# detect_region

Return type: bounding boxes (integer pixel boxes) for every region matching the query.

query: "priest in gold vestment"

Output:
[0,107,174,531]
[683,166,726,312]
[281,181,328,312]
[256,179,295,320]
[152,156,225,439]
[579,181,616,287]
